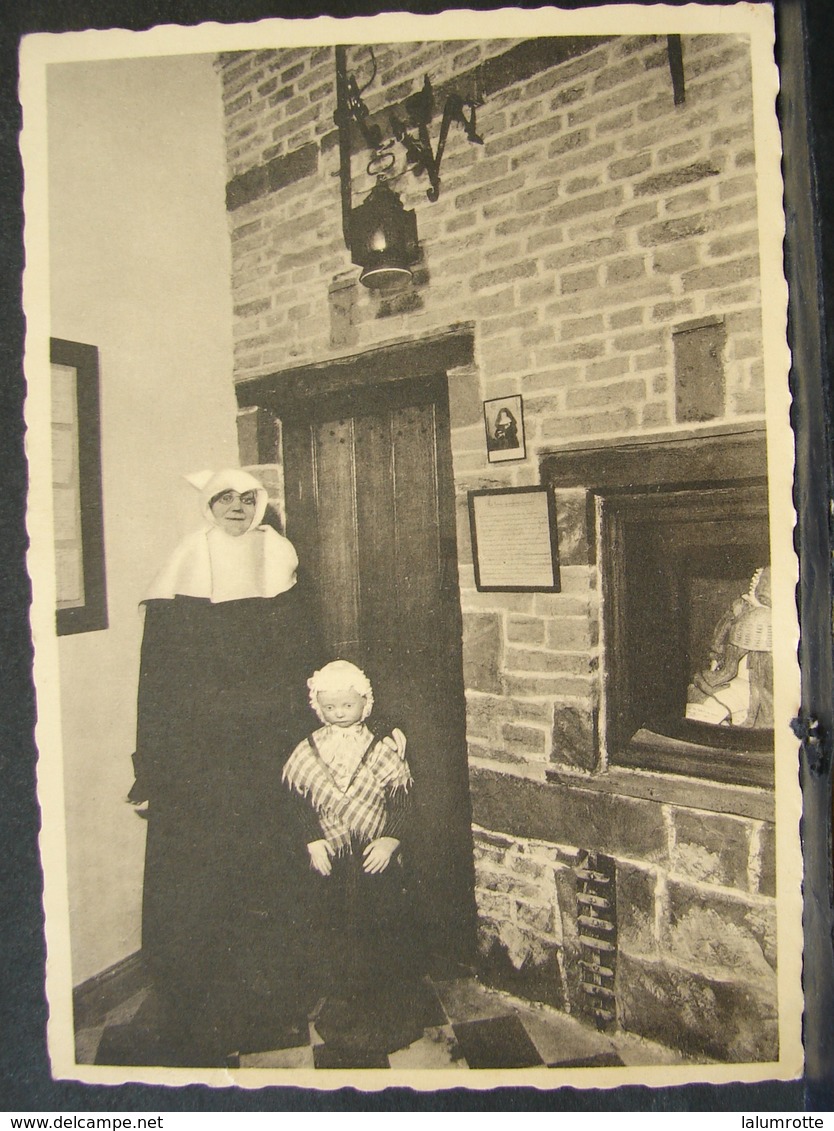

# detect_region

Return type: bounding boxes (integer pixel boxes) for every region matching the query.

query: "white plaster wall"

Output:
[48,54,237,985]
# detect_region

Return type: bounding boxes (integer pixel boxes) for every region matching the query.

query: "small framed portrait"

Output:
[483,394,526,463]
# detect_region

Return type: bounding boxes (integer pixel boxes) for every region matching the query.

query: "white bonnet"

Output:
[308,660,374,721]
[186,467,269,530]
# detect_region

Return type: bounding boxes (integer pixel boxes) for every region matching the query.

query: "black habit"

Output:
[129,587,322,1060]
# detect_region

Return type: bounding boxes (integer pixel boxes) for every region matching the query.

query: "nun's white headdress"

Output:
[143,468,298,604]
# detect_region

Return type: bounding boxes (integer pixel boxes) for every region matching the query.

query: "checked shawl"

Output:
[283,724,412,854]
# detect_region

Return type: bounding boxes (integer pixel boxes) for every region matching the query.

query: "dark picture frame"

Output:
[468,485,560,592]
[50,337,108,635]
[483,394,526,463]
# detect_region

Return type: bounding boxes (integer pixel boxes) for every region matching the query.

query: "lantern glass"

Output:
[350,182,419,290]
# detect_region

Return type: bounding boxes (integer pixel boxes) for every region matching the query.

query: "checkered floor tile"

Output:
[78,975,687,1071]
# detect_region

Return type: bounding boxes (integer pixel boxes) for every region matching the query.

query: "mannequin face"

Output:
[210,490,257,536]
[316,688,366,727]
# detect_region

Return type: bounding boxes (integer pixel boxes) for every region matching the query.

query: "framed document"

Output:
[468,486,560,592]
[51,337,108,635]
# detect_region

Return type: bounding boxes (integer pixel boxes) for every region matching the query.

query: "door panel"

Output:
[282,374,475,964]
[391,401,442,634]
[354,412,396,657]
[312,417,360,657]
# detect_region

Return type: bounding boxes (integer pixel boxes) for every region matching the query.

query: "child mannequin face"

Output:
[316,688,366,727]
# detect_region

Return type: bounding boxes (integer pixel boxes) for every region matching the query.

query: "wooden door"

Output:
[281,373,476,966]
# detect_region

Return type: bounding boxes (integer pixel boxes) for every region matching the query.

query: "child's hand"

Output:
[381,728,407,759]
[308,839,334,876]
[363,836,400,874]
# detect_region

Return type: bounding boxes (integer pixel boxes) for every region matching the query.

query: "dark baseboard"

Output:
[72,950,147,1030]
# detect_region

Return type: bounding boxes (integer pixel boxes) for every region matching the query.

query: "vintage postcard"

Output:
[21,3,802,1092]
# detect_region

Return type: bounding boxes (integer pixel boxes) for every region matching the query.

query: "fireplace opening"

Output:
[599,481,774,789]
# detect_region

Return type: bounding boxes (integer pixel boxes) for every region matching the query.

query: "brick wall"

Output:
[219,32,776,1061]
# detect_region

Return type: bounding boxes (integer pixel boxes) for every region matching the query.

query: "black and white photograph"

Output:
[484,395,526,462]
[20,4,803,1091]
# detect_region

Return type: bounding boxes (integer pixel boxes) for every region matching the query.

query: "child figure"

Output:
[283,660,426,1056]
[685,566,773,729]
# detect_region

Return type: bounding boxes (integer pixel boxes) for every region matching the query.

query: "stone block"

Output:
[539,566,593,599]
[502,722,548,755]
[507,616,546,646]
[502,672,594,699]
[469,768,668,862]
[671,809,751,890]
[666,188,712,217]
[553,863,579,943]
[609,152,653,180]
[616,861,658,956]
[447,368,483,430]
[561,266,600,295]
[617,952,778,1063]
[475,867,541,902]
[547,619,592,655]
[663,881,777,985]
[475,888,512,921]
[504,647,592,676]
[653,298,696,321]
[474,286,516,317]
[516,899,556,935]
[634,161,720,197]
[463,590,535,615]
[642,402,669,428]
[510,853,549,882]
[550,704,598,772]
[757,821,776,898]
[543,234,627,272]
[546,186,625,224]
[565,173,602,194]
[477,928,565,1010]
[545,494,588,573]
[457,174,527,215]
[462,613,503,694]
[719,173,757,202]
[473,826,515,852]
[709,230,760,261]
[561,314,605,341]
[539,406,636,442]
[464,692,506,741]
[614,202,659,229]
[607,249,651,286]
[681,254,761,294]
[236,408,261,466]
[634,349,668,373]
[472,842,506,869]
[638,215,711,247]
[566,378,646,412]
[608,307,644,330]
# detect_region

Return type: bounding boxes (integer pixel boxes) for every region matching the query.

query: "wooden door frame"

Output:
[234,325,474,455]
[235,326,479,964]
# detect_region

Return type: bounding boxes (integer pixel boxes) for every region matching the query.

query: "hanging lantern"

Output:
[349,181,420,290]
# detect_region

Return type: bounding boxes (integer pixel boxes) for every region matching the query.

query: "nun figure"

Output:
[128,469,321,1064]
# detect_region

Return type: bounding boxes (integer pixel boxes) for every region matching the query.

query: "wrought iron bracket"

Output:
[335,45,483,219]
[391,76,483,202]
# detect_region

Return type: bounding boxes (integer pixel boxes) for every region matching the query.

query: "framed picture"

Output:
[468,486,560,592]
[51,337,108,635]
[483,394,526,463]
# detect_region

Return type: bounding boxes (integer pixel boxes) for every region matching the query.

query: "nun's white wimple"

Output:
[143,468,298,604]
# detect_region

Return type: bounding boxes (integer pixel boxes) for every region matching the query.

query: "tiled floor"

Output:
[80,975,691,1071]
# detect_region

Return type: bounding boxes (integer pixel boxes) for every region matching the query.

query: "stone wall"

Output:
[218,32,776,1061]
[470,779,777,1061]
